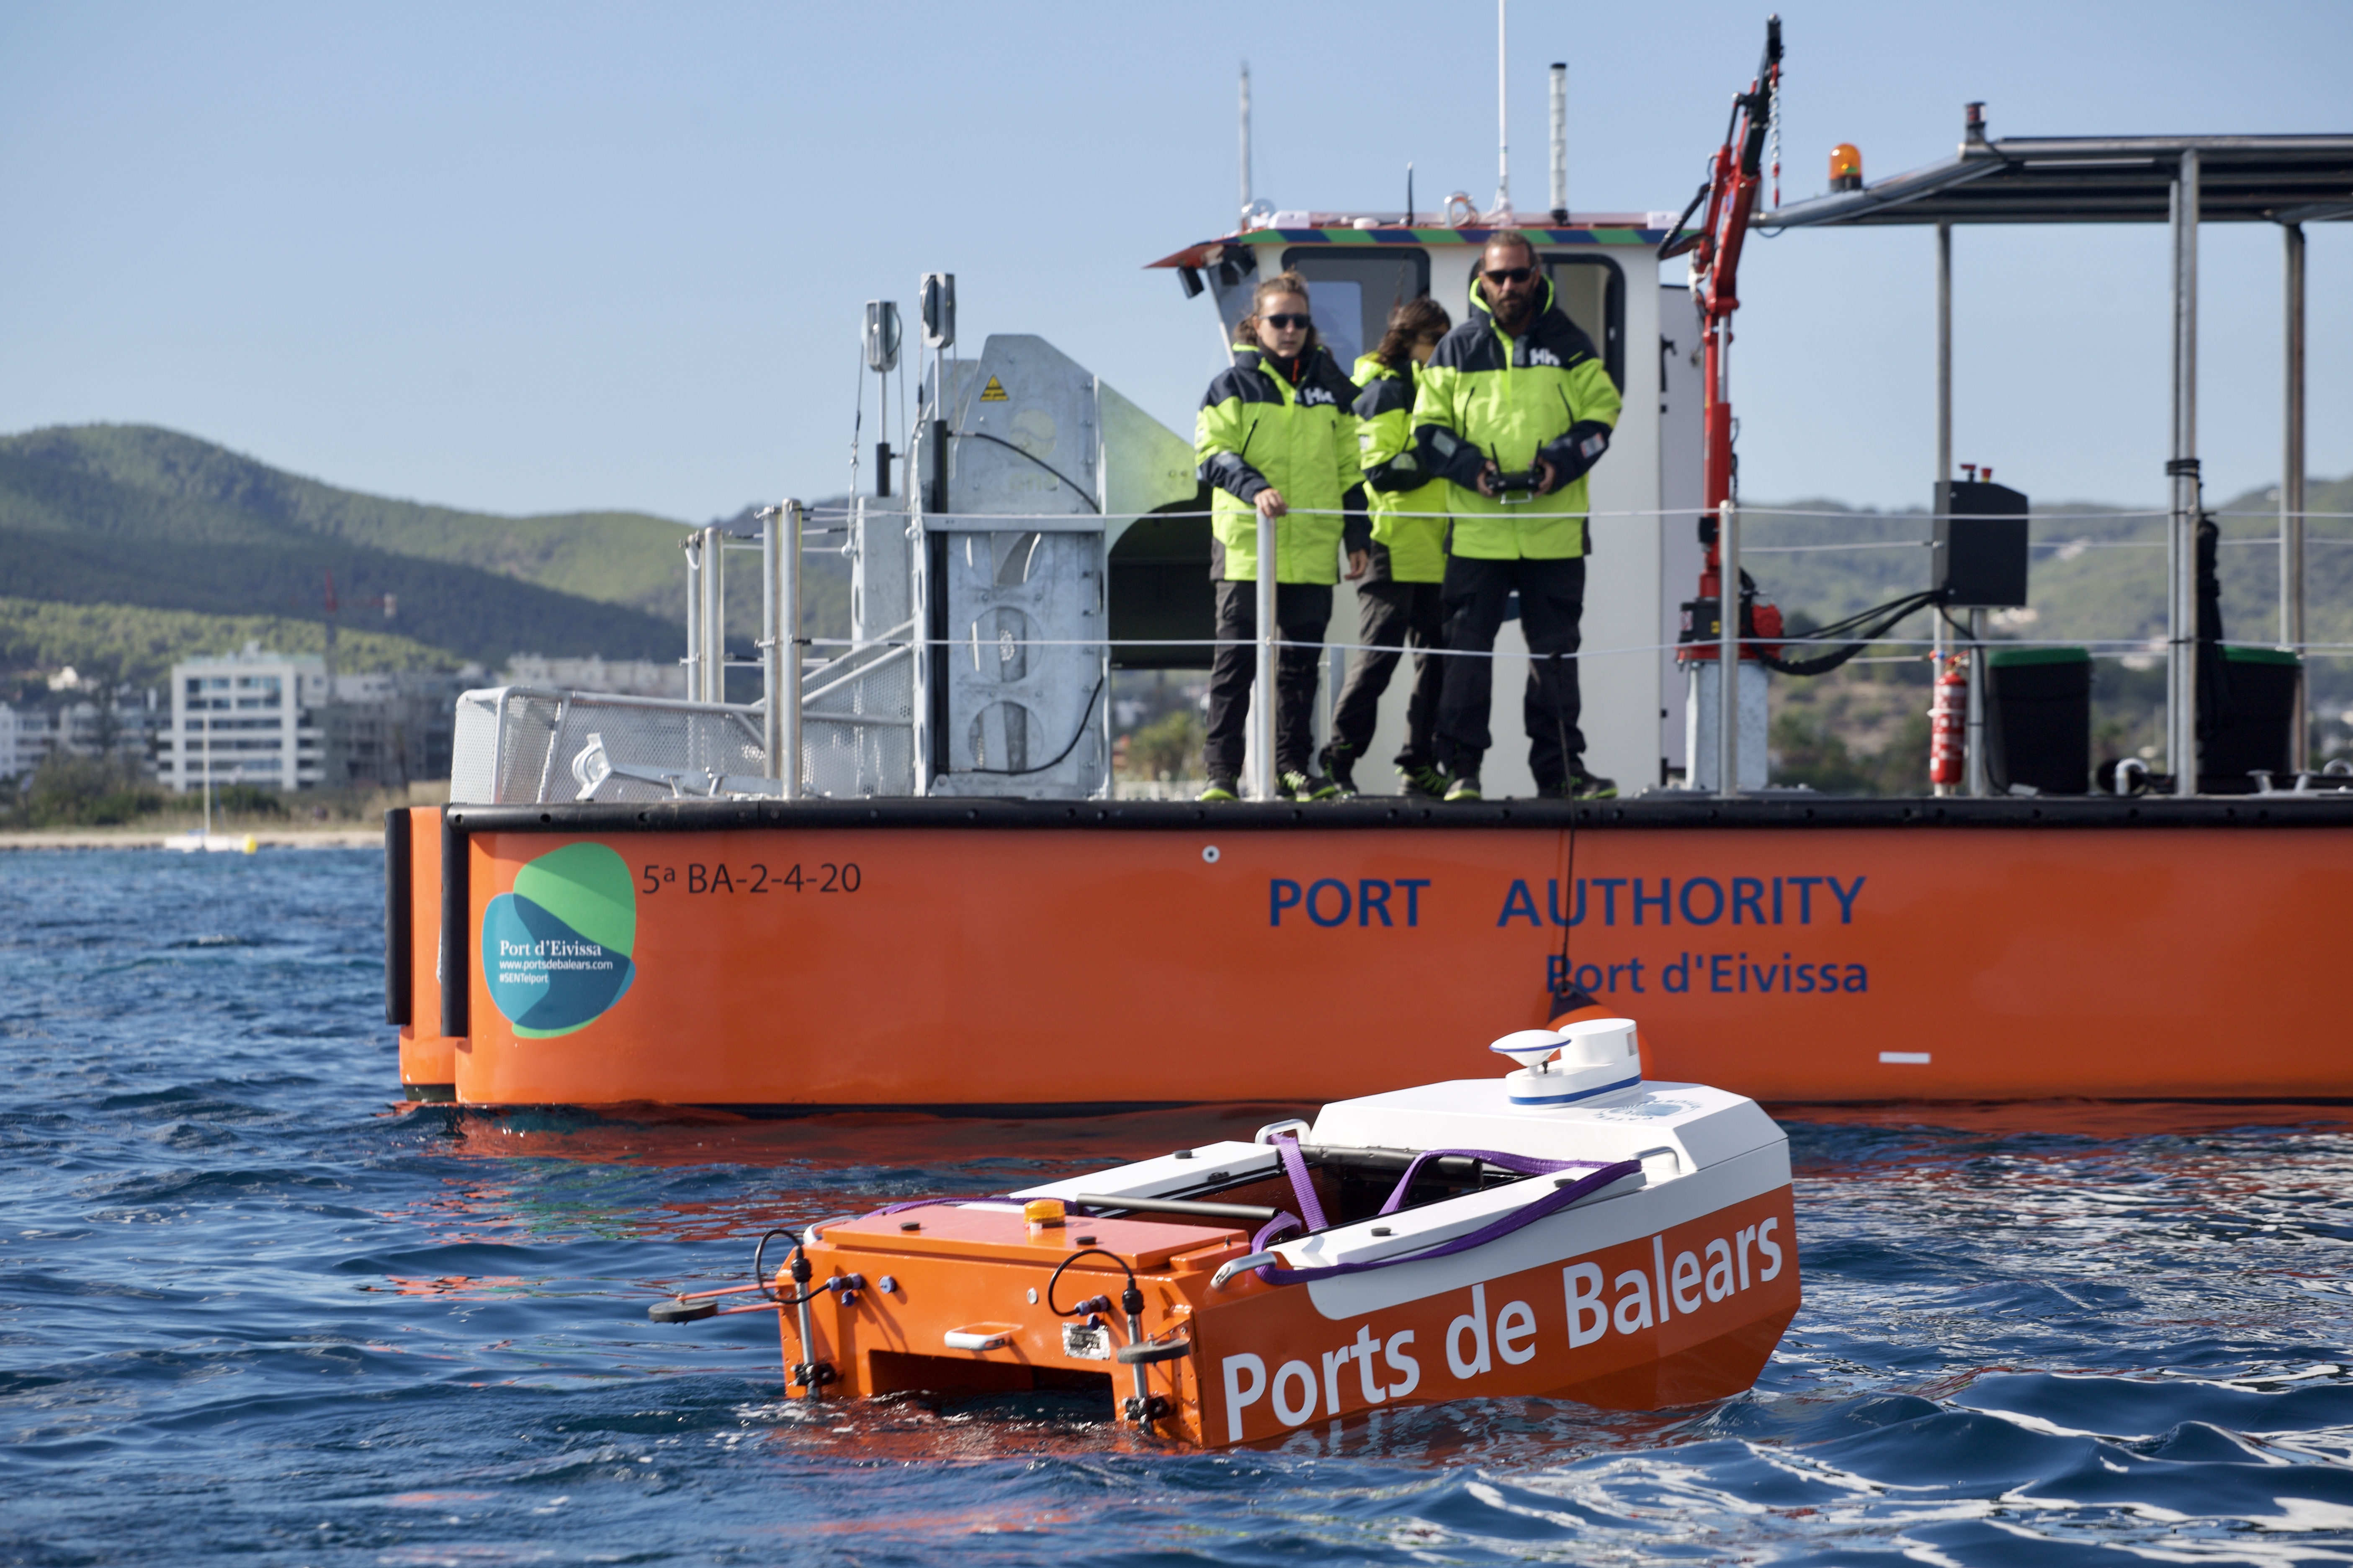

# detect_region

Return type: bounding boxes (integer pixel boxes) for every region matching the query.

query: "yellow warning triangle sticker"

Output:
[979,375,1009,402]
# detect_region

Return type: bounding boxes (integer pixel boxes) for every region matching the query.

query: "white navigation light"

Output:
[1495,1018,1645,1110]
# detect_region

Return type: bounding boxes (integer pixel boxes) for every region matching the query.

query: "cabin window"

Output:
[1539,253,1625,387]
[1277,249,1433,373]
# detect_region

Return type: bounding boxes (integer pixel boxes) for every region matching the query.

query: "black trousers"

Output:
[1204,578,1334,781]
[1329,560,1445,768]
[1435,553,1587,788]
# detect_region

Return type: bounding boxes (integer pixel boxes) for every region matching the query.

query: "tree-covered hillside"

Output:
[0,425,854,676]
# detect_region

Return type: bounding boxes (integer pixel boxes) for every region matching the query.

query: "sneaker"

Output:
[1278,769,1341,802]
[1443,774,1483,803]
[1398,761,1450,800]
[1562,770,1618,800]
[1197,778,1239,803]
[1318,741,1359,797]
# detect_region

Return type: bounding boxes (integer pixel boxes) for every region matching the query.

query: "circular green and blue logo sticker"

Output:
[480,843,637,1038]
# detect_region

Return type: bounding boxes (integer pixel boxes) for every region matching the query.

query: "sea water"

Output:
[3,847,2350,1565]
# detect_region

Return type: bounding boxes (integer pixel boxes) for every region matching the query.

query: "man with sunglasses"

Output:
[1410,232,1623,801]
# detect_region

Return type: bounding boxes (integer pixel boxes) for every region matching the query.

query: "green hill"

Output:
[0,425,692,669]
[0,425,855,678]
[0,598,461,689]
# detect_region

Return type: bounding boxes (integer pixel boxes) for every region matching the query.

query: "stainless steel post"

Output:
[1255,512,1277,799]
[781,500,804,800]
[794,1293,820,1403]
[762,506,780,781]
[1717,498,1739,799]
[2283,221,2307,769]
[1966,608,1989,796]
[701,524,726,707]
[683,533,703,704]
[1934,221,1953,797]
[2170,152,2201,796]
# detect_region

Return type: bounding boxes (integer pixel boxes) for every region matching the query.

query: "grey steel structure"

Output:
[1766,120,2353,795]
[447,315,1197,807]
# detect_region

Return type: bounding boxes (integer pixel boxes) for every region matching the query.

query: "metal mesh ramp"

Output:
[449,687,770,805]
[449,658,919,805]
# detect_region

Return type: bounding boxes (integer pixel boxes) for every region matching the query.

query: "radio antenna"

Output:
[1238,61,1252,223]
[1491,0,1511,218]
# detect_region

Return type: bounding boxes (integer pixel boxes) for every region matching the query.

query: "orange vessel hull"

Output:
[387,797,2353,1106]
[788,1186,1799,1447]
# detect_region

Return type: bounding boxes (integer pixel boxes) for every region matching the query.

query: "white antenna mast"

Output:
[1549,61,1568,222]
[1492,0,1510,219]
[1238,61,1252,223]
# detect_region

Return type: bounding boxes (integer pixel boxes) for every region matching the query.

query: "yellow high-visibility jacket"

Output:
[1409,275,1622,559]
[1195,344,1368,583]
[1350,353,1450,584]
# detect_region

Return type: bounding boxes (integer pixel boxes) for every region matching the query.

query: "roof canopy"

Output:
[1146,213,1670,271]
[1769,134,2353,229]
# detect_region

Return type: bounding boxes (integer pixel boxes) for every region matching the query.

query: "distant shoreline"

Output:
[0,828,381,851]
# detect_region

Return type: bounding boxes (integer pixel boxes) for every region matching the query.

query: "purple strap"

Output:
[1271,1134,1327,1232]
[1253,1158,1642,1286]
[1377,1148,1613,1215]
[1252,1211,1301,1250]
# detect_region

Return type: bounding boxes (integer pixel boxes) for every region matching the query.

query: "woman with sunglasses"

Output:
[1193,270,1369,802]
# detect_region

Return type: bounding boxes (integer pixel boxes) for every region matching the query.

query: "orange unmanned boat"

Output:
[647,1019,1800,1447]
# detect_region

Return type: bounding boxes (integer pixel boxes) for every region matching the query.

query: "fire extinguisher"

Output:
[1928,655,1967,788]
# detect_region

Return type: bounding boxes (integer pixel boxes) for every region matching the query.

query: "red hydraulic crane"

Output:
[1663,15,1781,614]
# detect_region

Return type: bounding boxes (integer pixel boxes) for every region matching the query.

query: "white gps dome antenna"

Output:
[1488,1028,1567,1071]
[1490,1018,1644,1109]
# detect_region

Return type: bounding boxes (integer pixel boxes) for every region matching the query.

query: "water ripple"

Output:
[1,848,2349,1565]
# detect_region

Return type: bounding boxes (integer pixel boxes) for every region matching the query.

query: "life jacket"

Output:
[1351,352,1449,584]
[1410,275,1622,560]
[1194,343,1363,583]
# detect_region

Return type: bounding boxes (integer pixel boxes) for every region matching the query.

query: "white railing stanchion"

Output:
[782,499,804,800]
[683,533,703,705]
[1717,498,1739,799]
[762,505,781,784]
[1255,510,1277,800]
[700,523,726,707]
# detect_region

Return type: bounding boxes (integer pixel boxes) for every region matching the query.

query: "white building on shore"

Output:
[501,654,684,698]
[0,703,26,781]
[159,645,471,793]
[163,647,330,794]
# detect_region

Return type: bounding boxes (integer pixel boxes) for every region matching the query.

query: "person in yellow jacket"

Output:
[1318,297,1454,799]
[1193,270,1369,802]
[1410,232,1623,801]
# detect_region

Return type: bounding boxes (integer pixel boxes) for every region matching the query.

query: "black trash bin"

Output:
[1987,646,2091,794]
[2201,644,2302,789]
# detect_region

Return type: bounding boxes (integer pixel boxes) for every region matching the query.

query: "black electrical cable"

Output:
[953,675,1107,777]
[953,430,1102,514]
[1658,180,1710,260]
[752,1228,824,1307]
[1542,649,1598,1012]
[1753,589,1945,678]
[1046,1247,1136,1318]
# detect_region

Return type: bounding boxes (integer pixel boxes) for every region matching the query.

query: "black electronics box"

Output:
[1935,479,2029,609]
[1986,646,2091,794]
[2201,645,2302,787]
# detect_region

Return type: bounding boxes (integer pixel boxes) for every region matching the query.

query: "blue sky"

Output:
[3,0,2345,520]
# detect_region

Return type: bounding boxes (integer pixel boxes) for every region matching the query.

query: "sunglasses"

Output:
[1483,266,1536,285]
[1262,313,1311,329]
